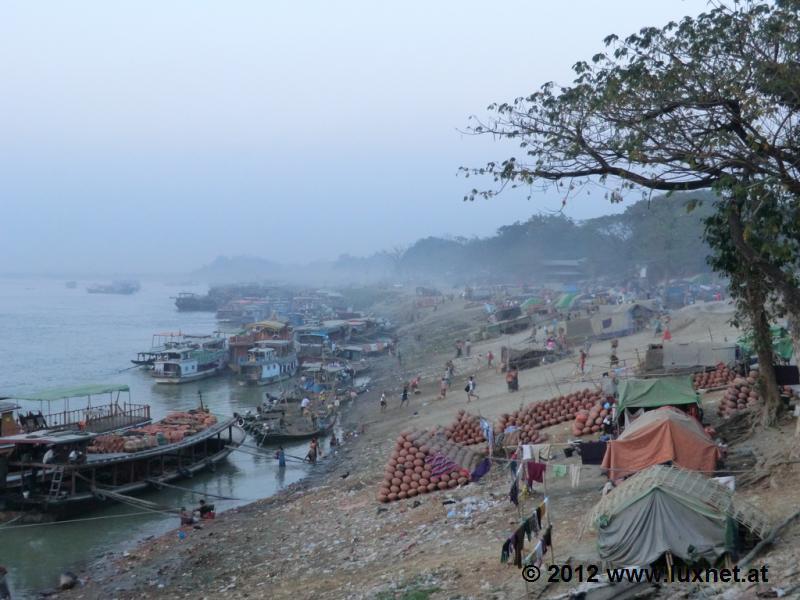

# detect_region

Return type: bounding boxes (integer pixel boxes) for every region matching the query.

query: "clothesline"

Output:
[488,453,758,475]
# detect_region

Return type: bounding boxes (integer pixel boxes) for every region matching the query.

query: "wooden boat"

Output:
[238,341,298,386]
[240,410,335,445]
[0,408,244,517]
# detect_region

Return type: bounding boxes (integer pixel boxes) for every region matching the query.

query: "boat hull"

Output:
[153,366,225,384]
[1,421,245,517]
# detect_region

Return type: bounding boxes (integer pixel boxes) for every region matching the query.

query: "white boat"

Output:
[239,340,298,386]
[152,335,227,384]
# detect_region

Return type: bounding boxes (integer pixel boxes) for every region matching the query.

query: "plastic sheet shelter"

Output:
[602,407,719,479]
[615,376,699,418]
[590,466,767,566]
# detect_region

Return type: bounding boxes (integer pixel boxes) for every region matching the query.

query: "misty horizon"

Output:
[1,1,711,275]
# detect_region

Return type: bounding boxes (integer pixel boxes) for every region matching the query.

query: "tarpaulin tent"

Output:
[588,465,769,566]
[602,407,719,479]
[555,293,578,310]
[615,376,699,418]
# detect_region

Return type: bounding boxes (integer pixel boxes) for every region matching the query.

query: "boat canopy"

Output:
[11,383,130,402]
[245,320,287,331]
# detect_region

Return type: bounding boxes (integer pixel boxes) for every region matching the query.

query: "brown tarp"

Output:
[601,407,719,479]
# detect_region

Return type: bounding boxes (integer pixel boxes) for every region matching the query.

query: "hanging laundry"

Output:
[526,461,546,485]
[509,479,519,506]
[542,525,552,550]
[532,540,543,566]
[570,464,581,488]
[500,538,512,564]
[479,418,494,452]
[513,527,526,567]
[471,457,491,481]
[521,444,552,461]
[550,464,567,478]
[579,441,607,465]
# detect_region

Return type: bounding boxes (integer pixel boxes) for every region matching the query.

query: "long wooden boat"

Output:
[0,410,244,517]
[241,412,335,445]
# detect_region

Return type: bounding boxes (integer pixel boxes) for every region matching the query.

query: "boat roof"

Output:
[245,320,287,331]
[0,430,94,446]
[8,384,130,402]
[0,401,21,412]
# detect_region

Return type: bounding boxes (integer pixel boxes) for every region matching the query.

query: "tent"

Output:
[602,407,719,479]
[615,376,699,418]
[589,465,768,566]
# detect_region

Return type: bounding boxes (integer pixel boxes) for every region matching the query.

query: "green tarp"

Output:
[555,293,577,310]
[616,377,699,417]
[520,297,544,309]
[12,383,130,402]
[738,326,793,362]
[597,487,731,566]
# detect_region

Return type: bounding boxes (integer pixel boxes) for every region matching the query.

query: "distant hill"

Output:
[192,192,717,285]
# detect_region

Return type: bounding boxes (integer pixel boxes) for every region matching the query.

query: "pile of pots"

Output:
[444,410,485,445]
[571,399,611,436]
[377,430,472,503]
[693,364,736,390]
[87,411,217,454]
[495,389,604,444]
[717,370,761,418]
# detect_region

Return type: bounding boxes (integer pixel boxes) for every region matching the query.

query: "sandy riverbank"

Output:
[61,298,800,599]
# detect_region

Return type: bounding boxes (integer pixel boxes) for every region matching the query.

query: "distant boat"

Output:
[65,281,77,289]
[152,335,228,384]
[86,280,140,295]
[174,291,218,312]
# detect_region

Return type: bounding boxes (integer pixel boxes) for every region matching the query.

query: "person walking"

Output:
[465,340,472,357]
[379,392,387,413]
[466,376,479,403]
[275,446,286,468]
[487,350,494,369]
[400,384,409,407]
[579,349,587,374]
[439,377,448,399]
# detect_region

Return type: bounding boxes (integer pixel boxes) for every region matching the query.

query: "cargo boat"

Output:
[131,332,188,369]
[152,334,227,383]
[0,407,244,517]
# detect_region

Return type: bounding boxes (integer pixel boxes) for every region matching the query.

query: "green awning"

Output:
[555,293,578,310]
[521,296,544,309]
[616,377,699,417]
[12,384,130,402]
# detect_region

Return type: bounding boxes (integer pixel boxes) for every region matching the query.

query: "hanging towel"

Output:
[526,461,546,484]
[522,444,552,461]
[550,464,567,478]
[569,464,581,488]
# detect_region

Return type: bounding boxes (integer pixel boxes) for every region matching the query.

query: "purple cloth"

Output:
[471,457,491,481]
[526,462,546,485]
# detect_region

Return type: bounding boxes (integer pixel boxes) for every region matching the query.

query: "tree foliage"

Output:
[464,0,800,424]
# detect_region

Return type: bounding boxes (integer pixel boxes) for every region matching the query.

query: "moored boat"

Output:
[0,407,244,517]
[239,340,298,386]
[131,331,187,369]
[240,409,335,445]
[152,334,227,383]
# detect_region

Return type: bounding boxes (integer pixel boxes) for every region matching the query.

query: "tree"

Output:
[463,0,800,423]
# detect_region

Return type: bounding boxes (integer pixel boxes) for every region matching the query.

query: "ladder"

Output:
[48,467,65,500]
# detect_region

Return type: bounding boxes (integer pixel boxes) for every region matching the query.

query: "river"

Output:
[0,277,318,598]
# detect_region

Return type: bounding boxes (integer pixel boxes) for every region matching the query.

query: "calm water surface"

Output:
[0,278,317,598]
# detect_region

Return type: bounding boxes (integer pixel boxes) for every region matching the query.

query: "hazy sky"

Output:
[0,1,712,274]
